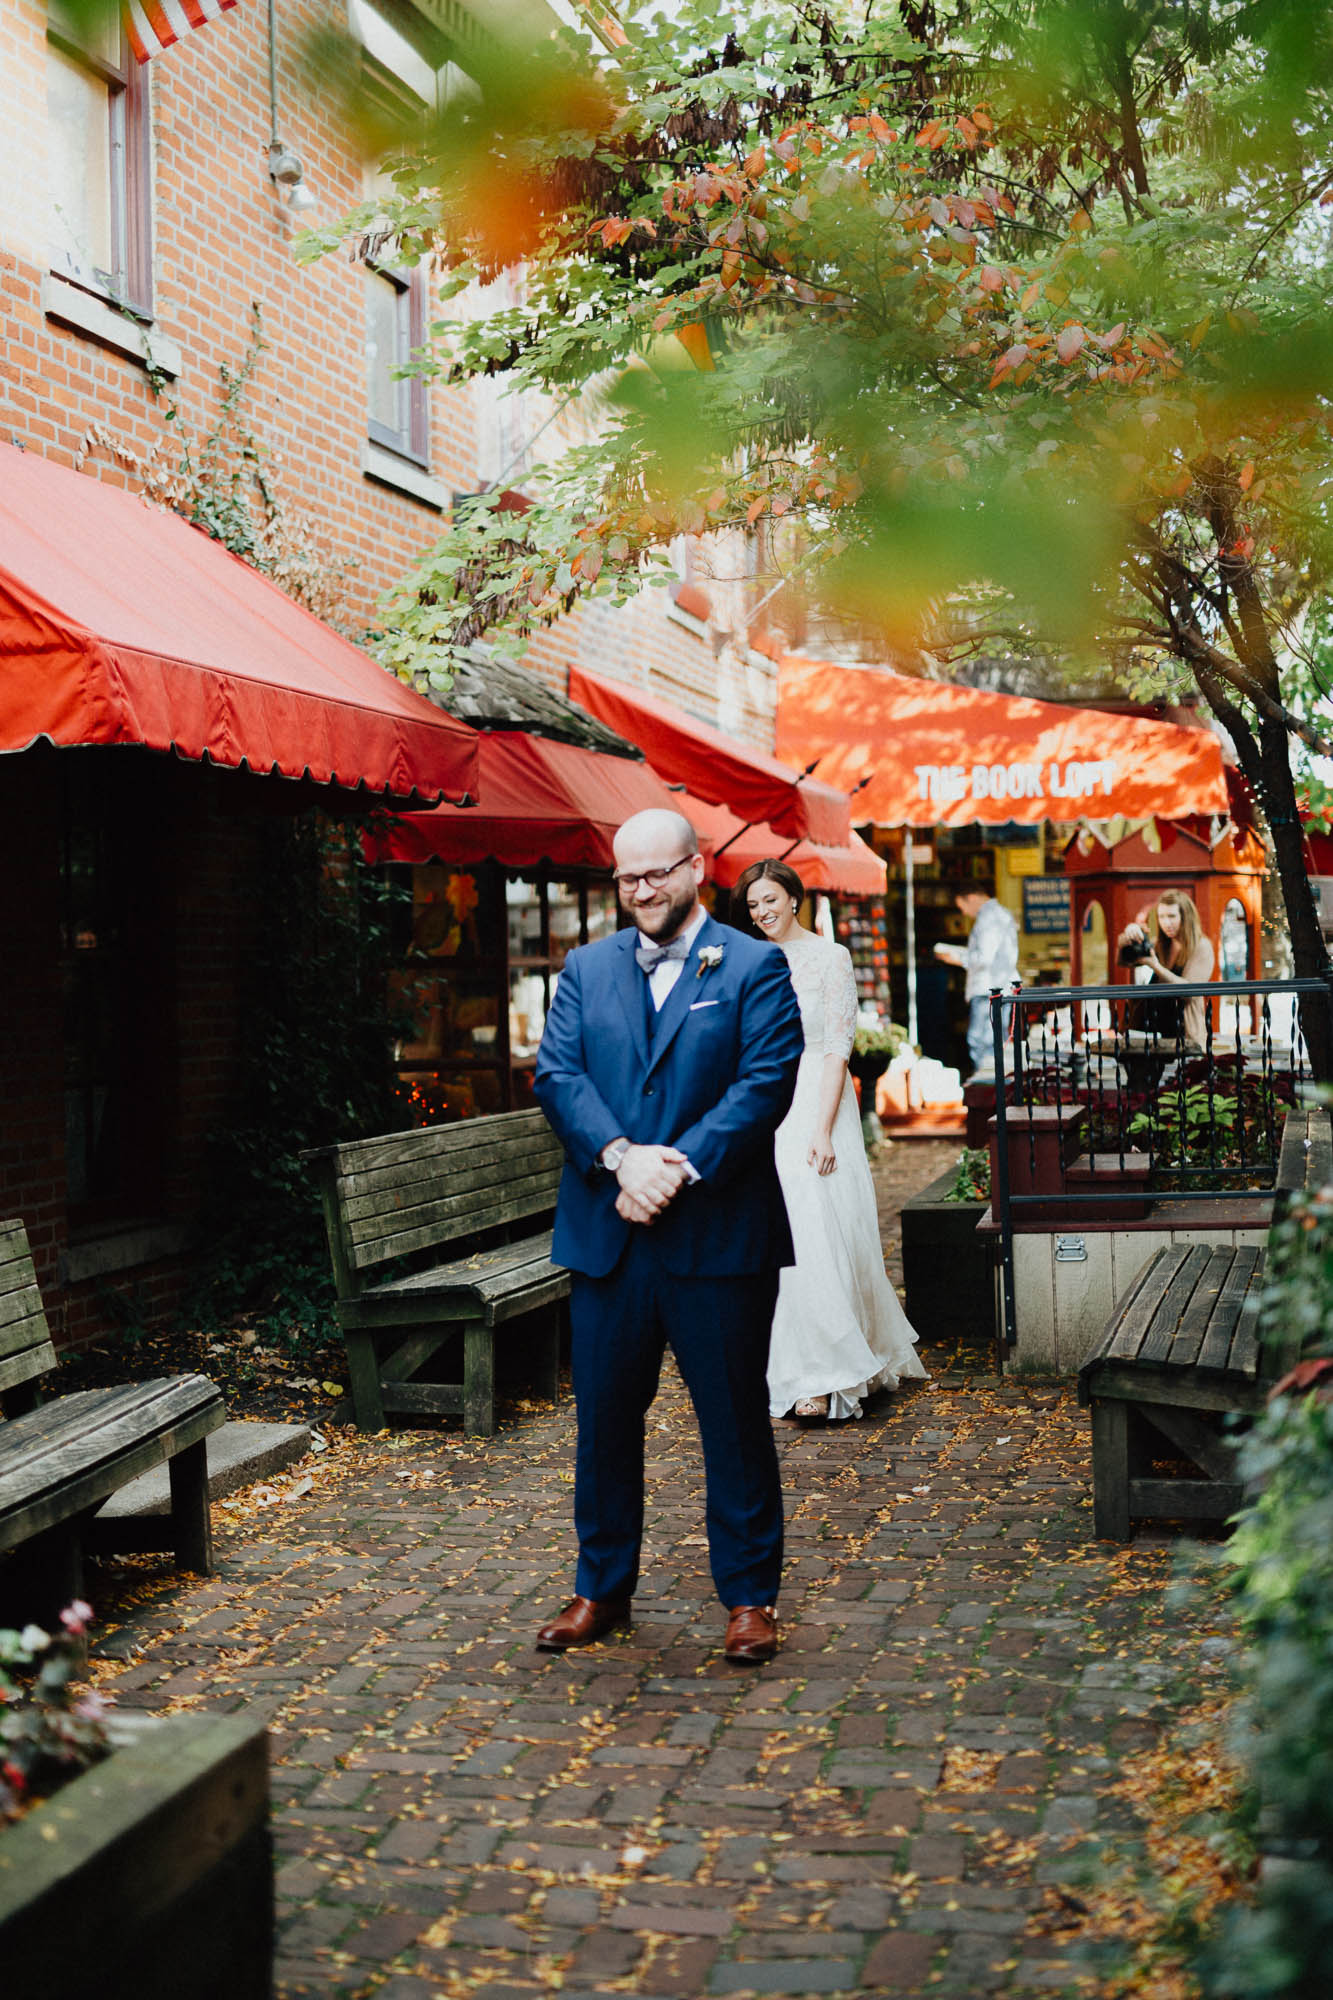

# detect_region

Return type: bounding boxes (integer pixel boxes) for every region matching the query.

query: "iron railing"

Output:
[990,977,1332,1353]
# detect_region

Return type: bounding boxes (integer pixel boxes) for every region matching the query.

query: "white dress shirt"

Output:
[963,898,1019,999]
[625,901,708,1183]
[640,903,708,1010]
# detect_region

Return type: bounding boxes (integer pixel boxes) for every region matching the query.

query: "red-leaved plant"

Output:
[0,1603,112,1822]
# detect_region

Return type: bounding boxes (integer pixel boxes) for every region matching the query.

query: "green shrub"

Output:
[944,1147,991,1203]
[853,1018,908,1059]
[1187,1185,1333,1998]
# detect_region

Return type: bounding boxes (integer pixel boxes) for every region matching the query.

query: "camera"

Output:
[1117,933,1153,968]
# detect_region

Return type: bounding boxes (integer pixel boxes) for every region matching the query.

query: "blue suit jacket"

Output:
[533,913,804,1278]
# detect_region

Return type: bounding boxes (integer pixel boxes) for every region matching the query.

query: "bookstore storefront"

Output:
[776,658,1233,1070]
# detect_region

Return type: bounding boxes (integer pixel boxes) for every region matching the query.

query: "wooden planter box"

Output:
[0,1712,272,2000]
[900,1165,993,1347]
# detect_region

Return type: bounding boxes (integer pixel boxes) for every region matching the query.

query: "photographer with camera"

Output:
[1117,889,1214,1048]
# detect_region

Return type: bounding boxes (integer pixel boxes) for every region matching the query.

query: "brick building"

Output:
[0,0,806,1343]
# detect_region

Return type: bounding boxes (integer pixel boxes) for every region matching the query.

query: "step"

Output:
[95,1419,311,1521]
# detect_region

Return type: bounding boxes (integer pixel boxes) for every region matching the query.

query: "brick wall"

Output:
[0,0,781,734]
[0,0,481,629]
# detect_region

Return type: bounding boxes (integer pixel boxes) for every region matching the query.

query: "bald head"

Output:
[613,810,704,941]
[614,809,699,863]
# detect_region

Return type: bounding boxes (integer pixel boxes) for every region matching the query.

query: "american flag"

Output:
[126,0,240,63]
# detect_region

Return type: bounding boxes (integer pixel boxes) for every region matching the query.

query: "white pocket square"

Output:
[689,999,720,1011]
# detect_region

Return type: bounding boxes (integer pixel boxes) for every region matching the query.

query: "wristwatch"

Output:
[601,1138,631,1175]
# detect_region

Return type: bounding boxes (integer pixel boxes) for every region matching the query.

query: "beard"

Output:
[630,875,698,941]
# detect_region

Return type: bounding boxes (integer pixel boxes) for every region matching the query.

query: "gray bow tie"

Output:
[635,935,691,974]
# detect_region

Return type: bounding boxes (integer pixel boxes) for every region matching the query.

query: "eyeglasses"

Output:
[613,854,698,893]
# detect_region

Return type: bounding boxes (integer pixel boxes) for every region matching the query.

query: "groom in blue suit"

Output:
[533,808,804,1663]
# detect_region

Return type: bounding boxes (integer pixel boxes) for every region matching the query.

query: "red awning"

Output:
[568,665,851,844]
[367,730,690,869]
[777,656,1229,828]
[686,795,887,897]
[0,446,478,805]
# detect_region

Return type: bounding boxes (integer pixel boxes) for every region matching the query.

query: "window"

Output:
[366,260,430,464]
[389,863,617,1123]
[46,2,151,312]
[353,0,468,470]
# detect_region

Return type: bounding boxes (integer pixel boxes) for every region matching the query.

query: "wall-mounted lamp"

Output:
[267,140,315,210]
[266,0,314,212]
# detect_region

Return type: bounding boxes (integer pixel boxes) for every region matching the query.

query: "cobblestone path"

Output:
[98,1141,1219,1999]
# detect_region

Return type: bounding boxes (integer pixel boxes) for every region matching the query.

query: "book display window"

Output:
[390,861,618,1122]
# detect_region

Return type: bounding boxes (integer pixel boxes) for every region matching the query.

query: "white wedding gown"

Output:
[768,932,928,1419]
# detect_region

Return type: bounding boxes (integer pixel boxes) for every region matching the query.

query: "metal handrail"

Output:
[989,974,1332,1358]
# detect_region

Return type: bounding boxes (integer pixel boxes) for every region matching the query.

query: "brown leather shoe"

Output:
[535,1595,632,1651]
[724,1604,778,1664]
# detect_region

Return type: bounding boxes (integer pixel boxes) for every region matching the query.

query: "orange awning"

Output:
[0,446,478,804]
[777,657,1229,828]
[685,795,886,897]
[367,731,691,870]
[569,665,851,844]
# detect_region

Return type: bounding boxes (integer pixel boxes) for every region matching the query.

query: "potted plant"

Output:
[849,1015,907,1086]
[849,1017,907,1145]
[0,1609,273,1999]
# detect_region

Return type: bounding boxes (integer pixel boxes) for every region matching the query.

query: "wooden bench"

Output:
[308,1107,570,1435]
[0,1220,226,1619]
[1078,1106,1332,1540]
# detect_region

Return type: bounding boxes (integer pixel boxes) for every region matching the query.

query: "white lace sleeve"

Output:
[823,944,858,1060]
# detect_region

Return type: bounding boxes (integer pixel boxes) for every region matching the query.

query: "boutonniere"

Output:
[696,944,725,980]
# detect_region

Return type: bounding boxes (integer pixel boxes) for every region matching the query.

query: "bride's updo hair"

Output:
[735,857,807,919]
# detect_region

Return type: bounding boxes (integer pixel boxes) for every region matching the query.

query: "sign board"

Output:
[1022,876,1071,935]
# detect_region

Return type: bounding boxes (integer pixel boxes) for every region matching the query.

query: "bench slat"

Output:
[1187,1245,1261,1372]
[1194,1248,1260,1373]
[0,1377,222,1480]
[0,1341,57,1395]
[486,1270,569,1325]
[0,1220,32,1271]
[1139,1246,1232,1367]
[357,1234,564,1327]
[1275,1108,1312,1194]
[0,1377,225,1553]
[331,1109,552,1177]
[1226,1285,1265,1380]
[336,1127,565,1209]
[338,1154,565,1224]
[1105,1245,1192,1363]
[349,1180,563,1272]
[340,1171,563,1237]
[1129,1476,1245,1520]
[0,1287,50,1350]
[365,1233,558,1297]
[1136,1240,1232,1368]
[1141,1243,1213,1362]
[380,1381,465,1417]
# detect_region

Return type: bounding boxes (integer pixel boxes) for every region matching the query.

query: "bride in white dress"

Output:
[738,859,928,1421]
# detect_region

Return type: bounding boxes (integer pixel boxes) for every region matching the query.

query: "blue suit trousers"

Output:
[570,1230,783,1609]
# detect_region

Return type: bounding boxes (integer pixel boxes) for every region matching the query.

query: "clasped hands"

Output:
[614,1143,691,1226]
